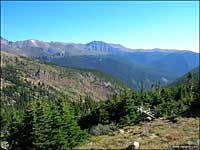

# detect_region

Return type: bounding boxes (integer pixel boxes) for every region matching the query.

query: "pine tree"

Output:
[187,72,193,82]
[7,104,34,150]
[140,80,145,96]
[7,98,88,149]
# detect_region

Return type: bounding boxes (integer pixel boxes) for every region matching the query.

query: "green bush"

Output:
[89,123,118,136]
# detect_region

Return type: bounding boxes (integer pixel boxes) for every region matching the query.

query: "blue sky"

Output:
[1,1,199,52]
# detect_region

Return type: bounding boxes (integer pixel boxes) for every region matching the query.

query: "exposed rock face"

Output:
[85,41,120,53]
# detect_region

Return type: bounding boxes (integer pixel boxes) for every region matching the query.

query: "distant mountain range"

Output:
[1,37,199,89]
[1,37,193,54]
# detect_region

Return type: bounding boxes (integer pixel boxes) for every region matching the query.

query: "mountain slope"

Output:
[151,52,199,78]
[76,118,199,149]
[170,66,199,86]
[50,55,171,89]
[1,51,126,103]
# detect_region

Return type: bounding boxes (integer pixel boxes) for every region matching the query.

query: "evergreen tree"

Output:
[140,80,145,96]
[7,98,88,150]
[187,72,193,82]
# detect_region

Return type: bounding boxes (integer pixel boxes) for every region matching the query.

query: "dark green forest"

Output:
[1,61,199,149]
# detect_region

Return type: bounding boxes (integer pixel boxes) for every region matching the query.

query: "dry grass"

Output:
[76,117,200,149]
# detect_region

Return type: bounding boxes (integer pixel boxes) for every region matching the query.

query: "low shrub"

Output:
[89,123,118,136]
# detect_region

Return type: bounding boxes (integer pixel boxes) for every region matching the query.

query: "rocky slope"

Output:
[76,117,199,149]
[1,51,126,102]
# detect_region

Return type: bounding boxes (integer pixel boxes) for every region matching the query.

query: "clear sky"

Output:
[1,1,199,52]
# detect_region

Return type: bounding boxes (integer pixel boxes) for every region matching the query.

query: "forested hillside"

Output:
[0,51,126,149]
[1,51,199,149]
[170,66,199,86]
